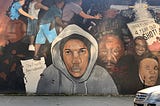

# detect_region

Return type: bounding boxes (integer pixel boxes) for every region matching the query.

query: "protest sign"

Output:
[127,19,160,51]
[21,57,46,93]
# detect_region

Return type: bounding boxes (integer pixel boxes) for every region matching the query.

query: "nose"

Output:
[72,52,81,64]
[138,45,145,51]
[139,47,144,51]
[105,51,117,63]
[106,54,112,63]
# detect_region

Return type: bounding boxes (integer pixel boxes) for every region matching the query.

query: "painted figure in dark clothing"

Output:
[96,8,131,39]
[97,34,139,94]
[0,41,30,93]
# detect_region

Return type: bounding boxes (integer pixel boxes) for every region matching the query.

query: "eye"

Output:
[65,50,72,55]
[154,66,159,71]
[102,51,107,54]
[112,49,119,55]
[136,44,146,49]
[100,50,107,55]
[79,48,87,54]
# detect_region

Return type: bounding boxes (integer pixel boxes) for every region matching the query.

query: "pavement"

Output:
[0,95,135,106]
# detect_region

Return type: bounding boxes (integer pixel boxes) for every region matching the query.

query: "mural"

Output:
[0,0,160,95]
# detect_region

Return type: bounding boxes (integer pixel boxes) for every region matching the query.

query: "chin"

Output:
[72,74,82,78]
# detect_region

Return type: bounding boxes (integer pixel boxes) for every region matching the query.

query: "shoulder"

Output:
[13,2,22,9]
[66,2,81,8]
[41,65,59,79]
[92,65,111,78]
[93,65,107,73]
[72,2,81,9]
[52,6,62,15]
[118,54,137,67]
[37,65,60,94]
[14,2,21,7]
[88,65,119,94]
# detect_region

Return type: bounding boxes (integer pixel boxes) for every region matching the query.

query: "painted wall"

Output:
[0,0,160,95]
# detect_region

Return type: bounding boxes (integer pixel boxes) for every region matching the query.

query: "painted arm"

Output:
[18,8,34,19]
[55,17,66,28]
[79,11,102,19]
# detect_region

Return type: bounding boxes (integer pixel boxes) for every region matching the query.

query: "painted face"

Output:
[63,39,89,78]
[135,39,147,56]
[78,0,82,6]
[58,1,65,9]
[139,58,159,86]
[98,35,124,69]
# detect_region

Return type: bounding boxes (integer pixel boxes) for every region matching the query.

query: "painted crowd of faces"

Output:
[97,34,160,94]
[1,0,160,94]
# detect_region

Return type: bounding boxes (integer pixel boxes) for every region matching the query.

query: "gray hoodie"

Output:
[36,24,118,95]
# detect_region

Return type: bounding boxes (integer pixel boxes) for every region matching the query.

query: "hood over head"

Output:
[51,24,98,82]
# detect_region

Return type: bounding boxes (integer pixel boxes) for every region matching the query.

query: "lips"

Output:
[144,76,157,86]
[103,61,116,69]
[106,64,115,69]
[71,66,81,72]
[149,76,157,82]
[136,50,144,55]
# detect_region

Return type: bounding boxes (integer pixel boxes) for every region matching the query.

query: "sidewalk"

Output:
[0,95,134,106]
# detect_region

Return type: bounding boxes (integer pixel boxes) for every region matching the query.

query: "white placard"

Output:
[127,19,160,45]
[21,57,46,93]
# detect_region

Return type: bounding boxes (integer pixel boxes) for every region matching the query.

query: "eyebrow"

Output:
[64,49,71,51]
[64,48,87,50]
[80,48,87,50]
